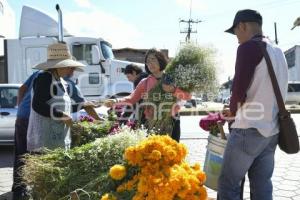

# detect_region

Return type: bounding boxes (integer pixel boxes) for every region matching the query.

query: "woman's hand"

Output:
[162,84,176,93]
[104,99,117,108]
[61,112,73,127]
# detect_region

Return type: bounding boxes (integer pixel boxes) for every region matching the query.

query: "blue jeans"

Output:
[218,128,278,200]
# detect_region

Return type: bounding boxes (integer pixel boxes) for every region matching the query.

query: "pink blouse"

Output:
[117,75,191,119]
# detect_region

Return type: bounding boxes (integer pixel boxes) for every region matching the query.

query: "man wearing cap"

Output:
[219,9,288,200]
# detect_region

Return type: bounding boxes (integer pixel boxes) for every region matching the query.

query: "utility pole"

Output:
[274,22,278,45]
[179,0,202,42]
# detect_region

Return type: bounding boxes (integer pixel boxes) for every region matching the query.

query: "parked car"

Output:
[0,84,21,145]
[183,97,202,108]
[0,84,108,145]
[184,100,194,108]
[222,96,230,104]
[286,82,300,105]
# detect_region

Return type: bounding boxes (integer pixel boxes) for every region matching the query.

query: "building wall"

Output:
[114,50,146,63]
[0,0,16,56]
[0,56,5,83]
[294,47,300,81]
[113,48,169,63]
[285,45,300,82]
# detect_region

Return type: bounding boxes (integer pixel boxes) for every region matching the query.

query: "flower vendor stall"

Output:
[22,126,147,200]
[22,116,208,199]
[20,42,220,199]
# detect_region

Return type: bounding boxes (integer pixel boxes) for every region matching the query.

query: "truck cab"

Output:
[1,5,144,100]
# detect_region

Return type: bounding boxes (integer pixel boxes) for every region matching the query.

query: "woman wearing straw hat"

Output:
[27,43,85,152]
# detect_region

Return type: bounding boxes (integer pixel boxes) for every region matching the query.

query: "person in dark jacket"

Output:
[118,64,148,125]
[124,64,148,88]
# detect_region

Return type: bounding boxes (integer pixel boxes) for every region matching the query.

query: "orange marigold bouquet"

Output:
[101,135,207,200]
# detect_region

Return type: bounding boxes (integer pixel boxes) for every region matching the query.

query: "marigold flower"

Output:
[192,163,201,170]
[110,135,207,199]
[109,164,126,180]
[149,150,161,160]
[198,186,208,200]
[197,171,207,183]
[100,193,116,200]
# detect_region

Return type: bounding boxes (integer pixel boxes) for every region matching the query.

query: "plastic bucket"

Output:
[203,135,227,191]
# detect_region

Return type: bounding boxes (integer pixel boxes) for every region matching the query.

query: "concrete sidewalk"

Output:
[182,138,300,200]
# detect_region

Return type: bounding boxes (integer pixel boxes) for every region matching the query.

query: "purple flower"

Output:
[126,120,136,129]
[199,113,225,132]
[109,123,120,134]
[79,115,95,122]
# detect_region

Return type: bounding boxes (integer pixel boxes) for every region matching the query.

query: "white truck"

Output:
[0,5,143,100]
[285,45,300,82]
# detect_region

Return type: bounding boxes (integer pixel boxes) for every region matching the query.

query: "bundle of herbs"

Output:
[22,127,147,200]
[71,112,118,147]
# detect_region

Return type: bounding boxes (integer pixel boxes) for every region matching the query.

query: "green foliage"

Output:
[209,124,220,137]
[71,112,118,147]
[22,128,146,200]
[71,120,114,147]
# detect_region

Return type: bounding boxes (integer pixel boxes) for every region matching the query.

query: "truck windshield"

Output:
[100,41,114,59]
[288,83,300,92]
[72,43,95,65]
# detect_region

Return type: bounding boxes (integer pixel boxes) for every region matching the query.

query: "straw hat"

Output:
[34,43,85,72]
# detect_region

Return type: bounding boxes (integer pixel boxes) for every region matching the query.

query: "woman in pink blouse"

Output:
[105,49,191,141]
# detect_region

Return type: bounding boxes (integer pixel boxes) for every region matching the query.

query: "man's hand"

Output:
[162,84,175,93]
[104,99,117,108]
[221,108,235,121]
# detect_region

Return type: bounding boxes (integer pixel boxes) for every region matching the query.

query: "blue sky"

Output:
[6,0,300,83]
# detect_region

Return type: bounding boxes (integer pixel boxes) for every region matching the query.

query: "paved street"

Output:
[0,115,300,199]
[180,115,300,200]
[0,146,13,200]
[182,139,300,200]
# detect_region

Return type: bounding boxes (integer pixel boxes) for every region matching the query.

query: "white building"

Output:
[0,0,15,56]
[285,45,300,81]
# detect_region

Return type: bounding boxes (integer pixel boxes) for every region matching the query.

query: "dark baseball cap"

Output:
[225,9,262,34]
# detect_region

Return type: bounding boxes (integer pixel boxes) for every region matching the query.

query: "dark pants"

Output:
[12,118,29,199]
[171,118,180,142]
